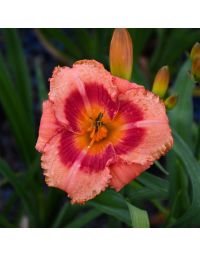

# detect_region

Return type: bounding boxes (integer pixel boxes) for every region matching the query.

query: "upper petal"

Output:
[49,61,119,132]
[112,76,142,94]
[35,100,61,153]
[73,60,118,101]
[49,66,83,127]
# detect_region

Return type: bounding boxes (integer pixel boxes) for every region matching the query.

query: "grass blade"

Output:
[171,130,200,227]
[128,186,168,201]
[35,58,48,108]
[169,59,194,149]
[3,29,33,124]
[89,190,131,226]
[0,53,35,164]
[66,208,102,228]
[0,158,36,226]
[52,203,70,228]
[136,172,169,193]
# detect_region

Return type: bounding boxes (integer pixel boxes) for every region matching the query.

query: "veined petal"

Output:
[35,100,61,153]
[113,86,173,165]
[49,61,119,132]
[64,83,119,133]
[49,66,93,128]
[41,130,112,204]
[73,60,118,102]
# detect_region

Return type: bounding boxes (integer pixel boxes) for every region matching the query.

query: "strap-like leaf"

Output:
[127,202,150,228]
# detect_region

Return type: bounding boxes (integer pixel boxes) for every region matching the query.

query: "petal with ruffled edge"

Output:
[41,130,112,204]
[49,66,84,128]
[35,100,61,153]
[109,85,173,191]
[49,61,119,132]
[114,86,173,165]
[112,76,142,93]
[73,60,118,101]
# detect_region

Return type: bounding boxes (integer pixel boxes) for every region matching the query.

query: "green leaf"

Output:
[155,29,200,75]
[66,208,102,228]
[128,186,168,201]
[155,160,169,175]
[35,58,48,108]
[0,53,35,164]
[3,29,33,124]
[150,29,166,72]
[168,155,190,219]
[136,172,169,194]
[165,59,195,223]
[52,203,70,228]
[169,59,194,149]
[126,202,150,228]
[89,190,131,226]
[171,130,200,227]
[0,158,36,226]
[129,29,153,60]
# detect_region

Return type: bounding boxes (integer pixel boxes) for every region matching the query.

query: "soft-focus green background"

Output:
[0,28,200,227]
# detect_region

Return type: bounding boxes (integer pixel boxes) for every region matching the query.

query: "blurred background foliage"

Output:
[0,28,200,227]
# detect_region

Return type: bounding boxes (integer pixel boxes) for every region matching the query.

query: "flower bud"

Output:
[152,66,170,98]
[190,42,200,61]
[191,57,200,83]
[109,28,133,81]
[164,95,178,110]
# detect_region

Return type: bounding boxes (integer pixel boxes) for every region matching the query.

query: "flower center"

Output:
[87,112,108,148]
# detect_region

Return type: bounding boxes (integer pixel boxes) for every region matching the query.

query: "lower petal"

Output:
[109,159,151,191]
[66,167,111,204]
[41,130,112,203]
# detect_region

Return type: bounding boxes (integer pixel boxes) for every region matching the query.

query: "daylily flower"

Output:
[36,60,173,204]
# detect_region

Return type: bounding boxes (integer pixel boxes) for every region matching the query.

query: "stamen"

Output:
[87,112,108,148]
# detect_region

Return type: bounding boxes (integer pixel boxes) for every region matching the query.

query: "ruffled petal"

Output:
[35,100,61,153]
[49,62,119,132]
[109,159,151,191]
[41,130,112,203]
[73,60,118,102]
[66,166,111,204]
[112,76,142,93]
[49,66,84,127]
[114,86,173,165]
